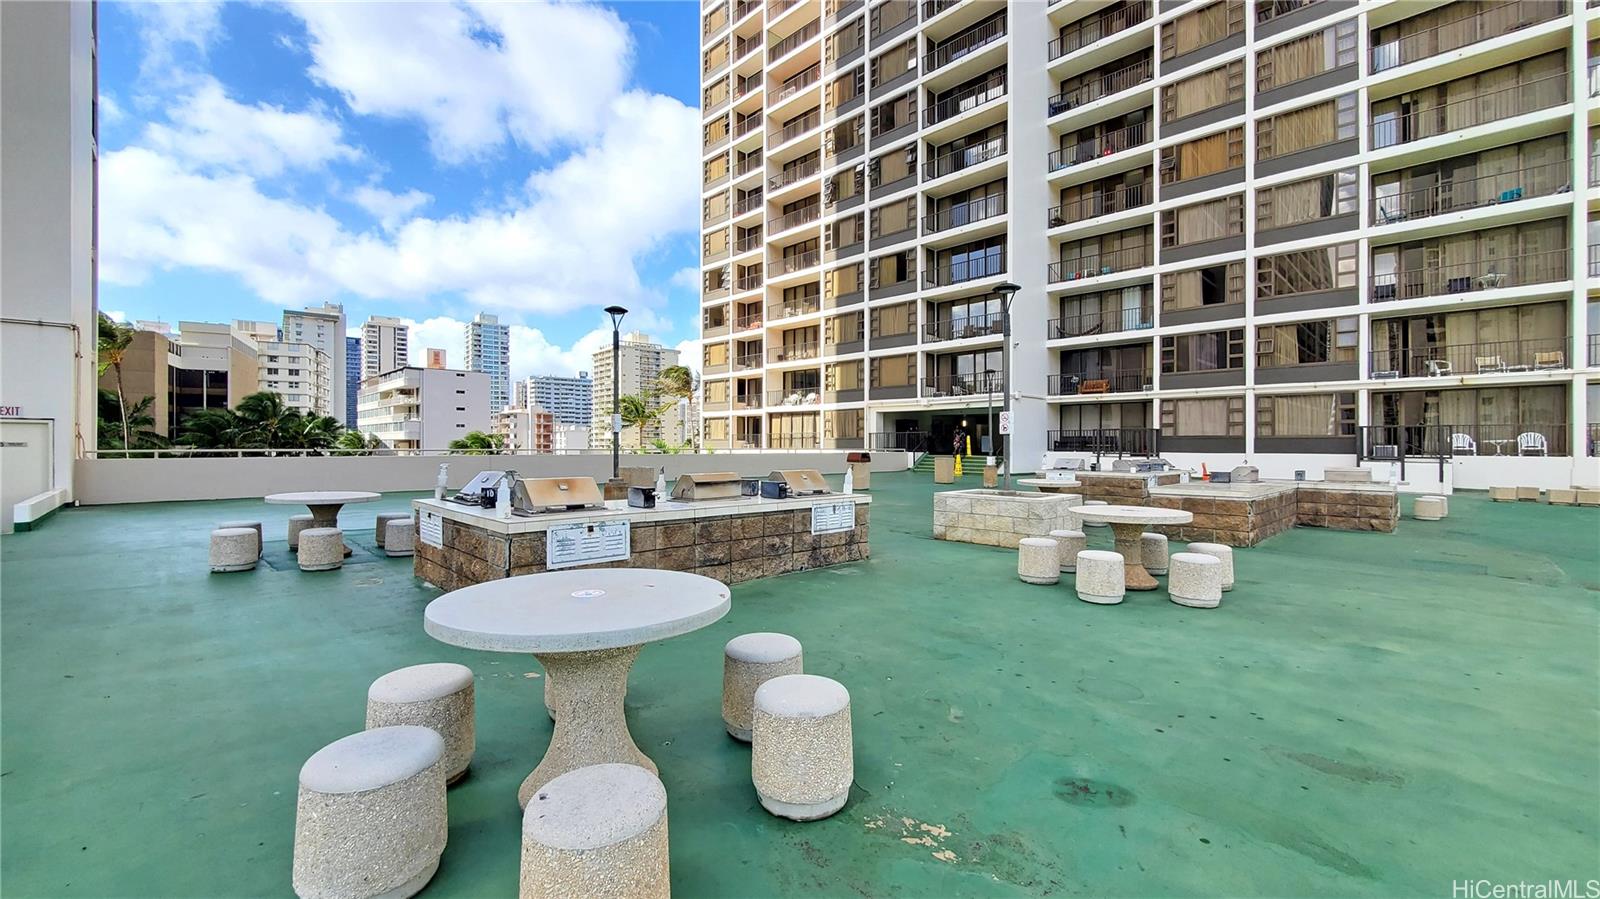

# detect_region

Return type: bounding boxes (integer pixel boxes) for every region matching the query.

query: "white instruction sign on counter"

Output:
[419,509,444,549]
[810,501,855,535]
[546,520,631,570]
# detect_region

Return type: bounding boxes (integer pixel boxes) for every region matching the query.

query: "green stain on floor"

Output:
[2,475,1597,897]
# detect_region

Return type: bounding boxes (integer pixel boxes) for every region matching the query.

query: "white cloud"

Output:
[669,267,699,292]
[350,184,432,229]
[99,93,127,124]
[143,78,360,177]
[126,0,224,74]
[402,315,610,382]
[105,310,128,323]
[673,338,700,378]
[286,0,631,162]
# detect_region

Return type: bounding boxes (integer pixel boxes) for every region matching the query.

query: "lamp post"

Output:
[993,282,1021,491]
[983,367,995,456]
[604,305,628,481]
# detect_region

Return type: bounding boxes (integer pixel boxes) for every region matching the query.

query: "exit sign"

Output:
[0,406,22,417]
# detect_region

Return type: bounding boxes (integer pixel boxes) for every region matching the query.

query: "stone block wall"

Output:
[1071,473,1152,505]
[933,490,1080,549]
[1295,486,1399,533]
[1147,492,1297,547]
[415,506,869,591]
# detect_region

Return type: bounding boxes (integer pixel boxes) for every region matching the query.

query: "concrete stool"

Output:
[722,633,804,742]
[1414,496,1446,521]
[1049,529,1086,572]
[1548,488,1577,506]
[1168,552,1223,609]
[1074,550,1125,605]
[287,513,315,551]
[292,725,447,899]
[299,528,345,572]
[384,519,416,557]
[752,674,853,821]
[1516,486,1541,502]
[1140,532,1169,575]
[218,519,263,557]
[209,528,258,573]
[375,512,409,548]
[1488,486,1516,502]
[1187,542,1234,592]
[366,663,475,785]
[519,763,670,899]
[1081,499,1109,527]
[1017,537,1060,585]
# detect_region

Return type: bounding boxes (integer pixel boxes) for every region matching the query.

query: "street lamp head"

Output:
[993,281,1021,312]
[604,306,628,330]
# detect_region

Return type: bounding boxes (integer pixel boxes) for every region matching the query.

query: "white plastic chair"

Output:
[1516,432,1548,456]
[1450,432,1476,455]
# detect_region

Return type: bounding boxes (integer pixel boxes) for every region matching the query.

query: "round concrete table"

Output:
[423,569,731,808]
[1017,478,1081,494]
[1073,504,1193,591]
[264,490,380,556]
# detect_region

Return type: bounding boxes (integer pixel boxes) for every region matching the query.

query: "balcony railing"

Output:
[1047,244,1153,283]
[924,250,1006,288]
[768,0,800,16]
[921,0,958,19]
[1371,72,1568,150]
[736,152,763,176]
[767,298,821,319]
[1047,371,1149,396]
[923,194,1006,233]
[734,352,764,370]
[735,311,763,331]
[768,342,821,362]
[736,73,761,99]
[1362,422,1570,458]
[735,34,762,61]
[735,0,759,21]
[733,393,763,410]
[1046,428,1158,457]
[767,388,824,406]
[734,193,763,216]
[769,204,821,233]
[735,114,761,137]
[868,430,929,452]
[1368,336,1571,379]
[1047,121,1150,172]
[923,16,1006,73]
[1048,307,1154,338]
[772,108,822,144]
[1590,334,1600,367]
[735,229,763,252]
[769,156,821,191]
[924,312,1003,342]
[1047,58,1153,117]
[776,249,821,274]
[768,434,820,449]
[1370,248,1569,301]
[925,71,1006,127]
[923,373,1004,397]
[923,134,1006,180]
[1048,182,1149,228]
[1372,160,1569,225]
[1371,1,1565,73]
[735,271,764,291]
[1589,243,1600,279]
[1047,2,1149,61]
[772,63,821,104]
[769,17,820,61]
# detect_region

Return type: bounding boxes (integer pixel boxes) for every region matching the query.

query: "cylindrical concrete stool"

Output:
[1074,550,1125,605]
[1049,529,1086,572]
[293,725,447,899]
[1082,499,1109,527]
[375,512,410,548]
[209,528,258,572]
[1187,542,1234,592]
[752,674,852,821]
[1414,496,1446,521]
[299,528,345,572]
[519,763,669,899]
[384,519,416,557]
[287,513,315,551]
[1140,532,1169,575]
[366,663,475,785]
[218,519,263,557]
[1017,537,1060,585]
[723,632,804,742]
[1168,552,1223,608]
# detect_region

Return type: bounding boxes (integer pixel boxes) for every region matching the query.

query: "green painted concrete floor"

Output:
[3,474,1598,897]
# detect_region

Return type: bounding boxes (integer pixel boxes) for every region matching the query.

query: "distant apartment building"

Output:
[96,322,263,438]
[344,336,361,428]
[361,315,409,379]
[426,347,447,369]
[97,327,173,437]
[514,372,594,426]
[134,320,171,336]
[492,406,555,453]
[282,302,347,424]
[553,423,589,451]
[256,339,332,416]
[466,312,511,413]
[357,366,490,451]
[591,332,680,449]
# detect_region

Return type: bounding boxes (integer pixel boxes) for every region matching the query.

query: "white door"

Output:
[0,420,53,533]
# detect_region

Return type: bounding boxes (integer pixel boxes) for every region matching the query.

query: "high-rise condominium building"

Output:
[492,406,555,453]
[361,315,409,380]
[591,332,681,449]
[514,372,594,427]
[282,303,346,421]
[698,0,1600,482]
[357,367,490,451]
[466,312,512,413]
[345,336,362,428]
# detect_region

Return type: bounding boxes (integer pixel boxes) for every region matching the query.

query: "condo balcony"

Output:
[1047,120,1150,173]
[1369,248,1569,302]
[922,194,1005,235]
[1370,1,1567,75]
[1046,244,1152,284]
[1047,182,1150,229]
[1046,426,1158,455]
[768,341,820,363]
[923,134,1006,181]
[1368,336,1572,379]
[922,311,1003,343]
[767,17,820,63]
[922,14,1006,75]
[1047,306,1154,339]
[1047,57,1152,118]
[1370,71,1569,151]
[1372,160,1570,226]
[922,372,1003,398]
[924,71,1006,128]
[923,249,1006,289]
[1046,370,1150,396]
[1046,1,1149,62]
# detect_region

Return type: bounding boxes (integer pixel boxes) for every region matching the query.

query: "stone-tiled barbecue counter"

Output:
[1067,472,1398,547]
[412,494,870,590]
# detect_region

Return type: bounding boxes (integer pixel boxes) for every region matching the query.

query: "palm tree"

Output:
[448,431,503,454]
[289,414,345,451]
[618,394,657,448]
[96,390,166,455]
[654,364,698,451]
[233,391,301,449]
[96,313,135,450]
[334,430,384,455]
[177,407,242,450]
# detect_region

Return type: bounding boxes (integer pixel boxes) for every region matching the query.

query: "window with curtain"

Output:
[827,116,863,158]
[1370,51,1567,149]
[1160,0,1244,59]
[827,70,863,111]
[704,115,730,148]
[870,91,916,136]
[871,353,916,387]
[825,312,863,345]
[1161,329,1245,372]
[1160,397,1245,436]
[870,144,917,186]
[704,342,730,366]
[826,165,864,206]
[871,302,916,337]
[1161,262,1243,311]
[1162,61,1244,122]
[827,17,863,64]
[1255,319,1356,369]
[704,78,730,110]
[827,214,865,249]
[1257,243,1357,298]
[871,38,916,87]
[826,360,864,390]
[1162,127,1243,182]
[824,263,862,299]
[1257,393,1355,437]
[870,250,914,287]
[704,229,729,257]
[1258,93,1356,159]
[1162,195,1243,247]
[705,418,729,442]
[869,0,914,37]
[704,380,731,405]
[1257,21,1356,91]
[1256,169,1357,229]
[824,410,864,441]
[704,267,730,293]
[871,198,916,239]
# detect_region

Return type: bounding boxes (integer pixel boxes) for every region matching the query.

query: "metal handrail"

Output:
[1046,428,1159,461]
[768,17,820,61]
[769,156,821,191]
[735,230,764,251]
[776,249,821,274]
[923,194,1005,233]
[735,113,762,137]
[923,373,1004,397]
[1371,1,1564,73]
[1047,371,1149,395]
[735,271,764,291]
[1371,71,1569,150]
[772,63,821,103]
[1370,248,1569,301]
[1047,245,1152,282]
[734,191,764,214]
[1047,120,1150,172]
[735,312,764,330]
[923,312,1003,342]
[1048,183,1149,227]
[772,107,822,144]
[1368,336,1570,378]
[925,71,1006,127]
[736,152,763,176]
[1371,160,1569,225]
[924,134,1005,179]
[1047,58,1152,117]
[734,353,764,369]
[1047,1,1149,61]
[767,299,821,319]
[769,204,821,232]
[1048,307,1154,338]
[923,249,1005,287]
[768,342,821,362]
[923,16,1006,72]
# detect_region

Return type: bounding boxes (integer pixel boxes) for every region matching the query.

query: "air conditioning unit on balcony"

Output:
[1372,445,1399,460]
[1372,370,1400,379]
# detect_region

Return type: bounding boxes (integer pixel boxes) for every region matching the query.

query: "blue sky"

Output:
[97,0,702,378]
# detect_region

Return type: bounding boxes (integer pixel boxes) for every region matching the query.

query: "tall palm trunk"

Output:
[113,363,130,451]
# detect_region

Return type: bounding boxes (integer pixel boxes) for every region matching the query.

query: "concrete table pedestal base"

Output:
[520,646,655,808]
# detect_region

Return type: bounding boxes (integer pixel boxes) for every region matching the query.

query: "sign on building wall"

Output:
[810,501,855,535]
[547,520,631,569]
[418,509,444,549]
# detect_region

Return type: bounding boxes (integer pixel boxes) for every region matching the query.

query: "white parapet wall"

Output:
[71,451,909,506]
